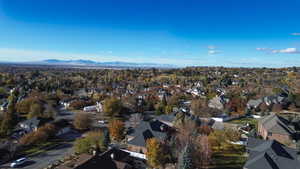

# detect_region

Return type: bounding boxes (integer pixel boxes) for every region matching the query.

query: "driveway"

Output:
[0,143,74,169]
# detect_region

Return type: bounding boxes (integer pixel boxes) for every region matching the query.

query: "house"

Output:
[244,138,300,169]
[208,96,228,110]
[83,102,103,112]
[127,119,170,153]
[247,99,263,110]
[60,98,74,109]
[263,95,287,106]
[258,113,297,145]
[156,113,177,127]
[58,148,133,169]
[83,105,97,112]
[53,119,72,137]
[18,117,41,132]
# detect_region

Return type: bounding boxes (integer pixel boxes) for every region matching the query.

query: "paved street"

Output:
[0,143,74,169]
[0,108,79,169]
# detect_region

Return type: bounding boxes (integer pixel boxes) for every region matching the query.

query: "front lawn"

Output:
[210,144,247,169]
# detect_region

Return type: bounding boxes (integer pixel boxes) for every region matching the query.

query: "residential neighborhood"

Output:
[0,65,299,169]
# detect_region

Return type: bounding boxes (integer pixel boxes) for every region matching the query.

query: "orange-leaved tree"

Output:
[108,119,125,142]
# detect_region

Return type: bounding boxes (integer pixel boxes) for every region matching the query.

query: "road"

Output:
[0,143,74,169]
[0,108,79,169]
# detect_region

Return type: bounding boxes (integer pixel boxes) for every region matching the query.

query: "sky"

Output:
[0,0,300,67]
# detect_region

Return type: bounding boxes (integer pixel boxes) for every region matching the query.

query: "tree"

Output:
[73,113,92,130]
[0,101,17,136]
[208,130,226,150]
[108,119,125,142]
[155,102,165,115]
[146,138,166,168]
[74,130,110,154]
[86,130,109,152]
[28,103,44,119]
[198,135,212,168]
[103,97,122,117]
[19,123,56,146]
[165,105,173,114]
[178,144,194,169]
[74,137,93,154]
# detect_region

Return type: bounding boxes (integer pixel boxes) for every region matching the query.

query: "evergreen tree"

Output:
[178,144,194,169]
[0,101,17,136]
[103,130,110,148]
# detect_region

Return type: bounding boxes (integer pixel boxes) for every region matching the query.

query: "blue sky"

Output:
[0,0,300,67]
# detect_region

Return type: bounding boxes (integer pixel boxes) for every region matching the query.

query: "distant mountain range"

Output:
[5,59,177,68]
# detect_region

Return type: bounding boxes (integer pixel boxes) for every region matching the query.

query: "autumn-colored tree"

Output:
[146,138,166,168]
[208,129,240,151]
[86,130,109,152]
[198,135,212,168]
[103,97,122,117]
[74,130,110,154]
[226,97,246,116]
[208,130,226,150]
[108,119,125,142]
[19,123,56,146]
[191,99,211,117]
[224,129,241,142]
[27,102,44,119]
[16,97,39,113]
[73,113,92,130]
[74,137,93,154]
[164,105,173,114]
[199,125,213,135]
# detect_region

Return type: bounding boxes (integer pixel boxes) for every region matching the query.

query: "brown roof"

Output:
[57,154,93,169]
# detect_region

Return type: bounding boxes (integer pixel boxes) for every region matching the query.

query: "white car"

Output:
[98,120,106,124]
[10,157,27,168]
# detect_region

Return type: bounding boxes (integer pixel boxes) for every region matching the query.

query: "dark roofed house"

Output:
[58,148,133,169]
[156,113,176,127]
[18,117,41,132]
[244,138,300,169]
[127,119,170,154]
[258,113,296,146]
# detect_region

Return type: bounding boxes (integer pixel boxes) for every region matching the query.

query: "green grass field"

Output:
[210,145,247,169]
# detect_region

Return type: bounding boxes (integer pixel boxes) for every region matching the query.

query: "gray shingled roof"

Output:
[259,113,296,135]
[244,138,300,169]
[128,120,168,147]
[19,117,40,128]
[156,113,176,124]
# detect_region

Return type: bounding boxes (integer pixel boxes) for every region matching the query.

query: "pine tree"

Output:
[0,101,17,136]
[178,144,194,169]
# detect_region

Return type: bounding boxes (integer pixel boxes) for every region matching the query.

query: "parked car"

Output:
[10,157,27,168]
[98,120,106,124]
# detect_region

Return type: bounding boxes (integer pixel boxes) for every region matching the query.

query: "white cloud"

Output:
[291,33,300,36]
[272,48,300,54]
[207,45,221,55]
[208,50,217,54]
[256,48,270,51]
[256,47,300,54]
